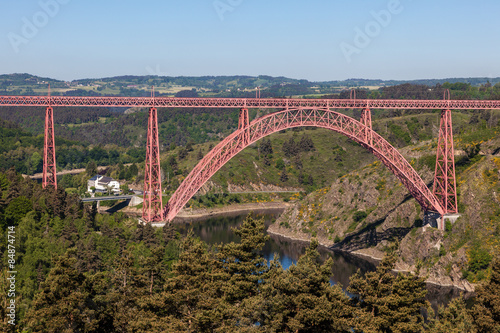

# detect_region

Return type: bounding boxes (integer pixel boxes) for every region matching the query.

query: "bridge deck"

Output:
[1,96,499,110]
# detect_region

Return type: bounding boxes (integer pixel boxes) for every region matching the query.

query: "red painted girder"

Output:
[43,106,57,189]
[1,95,500,110]
[433,109,458,215]
[164,108,444,221]
[142,107,163,222]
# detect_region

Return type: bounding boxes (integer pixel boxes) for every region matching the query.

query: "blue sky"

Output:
[1,0,499,81]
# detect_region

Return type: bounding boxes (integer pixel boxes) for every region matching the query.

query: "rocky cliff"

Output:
[269,138,500,291]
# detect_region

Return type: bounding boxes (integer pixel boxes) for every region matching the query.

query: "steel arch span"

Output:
[163,108,444,221]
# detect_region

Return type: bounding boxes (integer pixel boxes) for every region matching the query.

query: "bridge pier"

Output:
[142,106,164,222]
[238,108,250,145]
[433,109,458,215]
[43,106,57,189]
[360,108,372,145]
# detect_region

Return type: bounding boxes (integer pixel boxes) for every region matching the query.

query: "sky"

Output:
[0,0,499,82]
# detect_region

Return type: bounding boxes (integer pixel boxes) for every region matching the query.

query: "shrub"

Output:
[468,245,492,273]
[353,210,367,222]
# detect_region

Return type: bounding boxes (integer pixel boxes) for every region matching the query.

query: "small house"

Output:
[87,175,121,194]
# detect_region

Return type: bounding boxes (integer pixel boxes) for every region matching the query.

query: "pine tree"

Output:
[261,240,353,332]
[348,247,429,332]
[299,134,315,152]
[214,215,270,329]
[24,250,98,332]
[217,215,269,303]
[86,160,98,176]
[470,254,500,332]
[260,138,273,156]
[133,236,225,332]
[430,296,476,333]
[280,169,289,182]
[103,248,147,332]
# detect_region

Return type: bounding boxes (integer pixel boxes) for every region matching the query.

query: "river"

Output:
[174,209,470,310]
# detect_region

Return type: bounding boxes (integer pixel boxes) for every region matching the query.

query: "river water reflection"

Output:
[175,209,471,310]
[175,209,377,290]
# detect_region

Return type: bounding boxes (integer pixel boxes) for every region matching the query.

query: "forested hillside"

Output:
[1,78,500,330]
[1,172,499,331]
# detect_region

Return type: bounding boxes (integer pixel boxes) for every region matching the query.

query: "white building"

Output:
[87,175,121,194]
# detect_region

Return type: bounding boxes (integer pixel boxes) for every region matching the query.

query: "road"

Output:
[81,195,134,202]
[28,166,109,180]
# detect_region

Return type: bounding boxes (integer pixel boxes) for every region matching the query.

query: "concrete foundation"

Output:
[424,212,461,230]
[128,196,144,207]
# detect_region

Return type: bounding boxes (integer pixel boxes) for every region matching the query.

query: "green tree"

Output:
[86,160,98,176]
[4,196,32,227]
[348,247,429,332]
[24,250,98,332]
[104,248,147,332]
[280,169,289,182]
[215,215,270,328]
[261,240,352,332]
[430,297,476,333]
[217,215,269,302]
[26,151,42,175]
[135,236,224,332]
[470,254,500,332]
[275,157,285,170]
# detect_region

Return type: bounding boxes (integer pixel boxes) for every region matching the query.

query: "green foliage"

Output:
[261,240,352,332]
[24,249,98,332]
[275,157,285,170]
[445,220,453,233]
[348,249,429,332]
[470,254,500,332]
[388,122,412,146]
[86,160,98,176]
[353,210,367,222]
[468,243,492,274]
[4,196,32,227]
[430,297,476,333]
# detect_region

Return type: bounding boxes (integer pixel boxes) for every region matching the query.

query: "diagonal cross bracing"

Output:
[164,108,445,221]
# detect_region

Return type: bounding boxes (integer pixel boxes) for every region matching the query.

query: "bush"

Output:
[445,220,452,232]
[468,245,492,273]
[353,210,367,222]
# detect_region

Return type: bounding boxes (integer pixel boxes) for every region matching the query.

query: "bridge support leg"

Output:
[142,107,163,223]
[433,109,458,226]
[361,108,372,145]
[238,108,249,145]
[43,106,57,189]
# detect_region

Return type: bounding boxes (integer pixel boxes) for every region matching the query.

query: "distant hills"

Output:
[0,73,499,98]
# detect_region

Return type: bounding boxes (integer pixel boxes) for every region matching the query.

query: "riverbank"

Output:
[267,223,475,293]
[114,201,291,221]
[172,202,290,223]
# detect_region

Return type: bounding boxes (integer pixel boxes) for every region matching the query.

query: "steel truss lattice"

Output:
[164,108,445,221]
[43,106,57,189]
[1,96,500,110]
[142,107,163,222]
[433,109,458,216]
